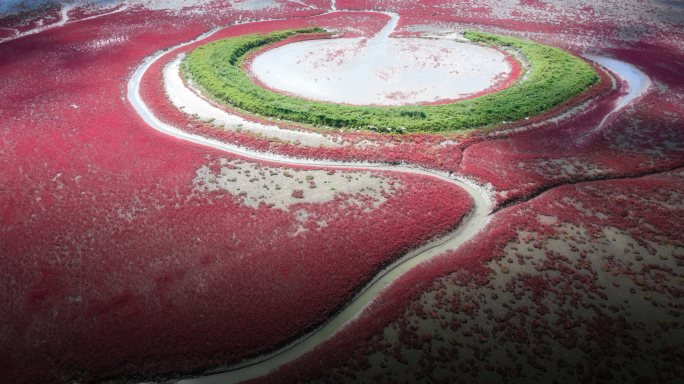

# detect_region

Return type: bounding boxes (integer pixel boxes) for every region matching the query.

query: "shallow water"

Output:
[585,55,650,132]
[586,55,650,111]
[250,14,512,106]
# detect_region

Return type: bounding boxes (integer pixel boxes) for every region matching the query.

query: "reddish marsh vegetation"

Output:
[0,2,63,34]
[457,54,684,209]
[292,1,684,210]
[253,169,684,383]
[0,3,474,383]
[2,0,684,382]
[239,4,684,380]
[1,155,472,383]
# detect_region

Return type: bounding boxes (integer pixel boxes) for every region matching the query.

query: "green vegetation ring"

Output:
[183,28,599,133]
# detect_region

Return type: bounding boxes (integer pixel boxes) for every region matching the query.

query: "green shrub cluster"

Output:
[185,28,599,133]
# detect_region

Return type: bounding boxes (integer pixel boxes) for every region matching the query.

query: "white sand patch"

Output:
[164,55,345,147]
[0,2,133,44]
[80,35,127,51]
[193,159,403,209]
[251,30,512,106]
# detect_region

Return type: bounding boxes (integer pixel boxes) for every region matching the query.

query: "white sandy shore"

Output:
[165,55,345,148]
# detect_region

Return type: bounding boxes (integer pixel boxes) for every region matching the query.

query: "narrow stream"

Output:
[128,10,492,384]
[126,5,646,384]
[128,17,490,382]
[179,176,489,384]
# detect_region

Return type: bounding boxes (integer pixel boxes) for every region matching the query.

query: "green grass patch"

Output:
[185,28,599,133]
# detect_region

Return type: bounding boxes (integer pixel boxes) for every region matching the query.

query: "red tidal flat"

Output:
[2,0,684,382]
[0,4,472,384]
[320,1,684,211]
[457,49,684,209]
[251,168,684,383]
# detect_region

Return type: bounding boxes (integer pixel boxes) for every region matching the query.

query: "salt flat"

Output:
[250,15,512,106]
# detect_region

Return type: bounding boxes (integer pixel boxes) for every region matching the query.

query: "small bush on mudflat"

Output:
[185,28,598,132]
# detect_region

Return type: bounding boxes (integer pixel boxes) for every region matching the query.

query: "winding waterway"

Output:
[126,5,647,383]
